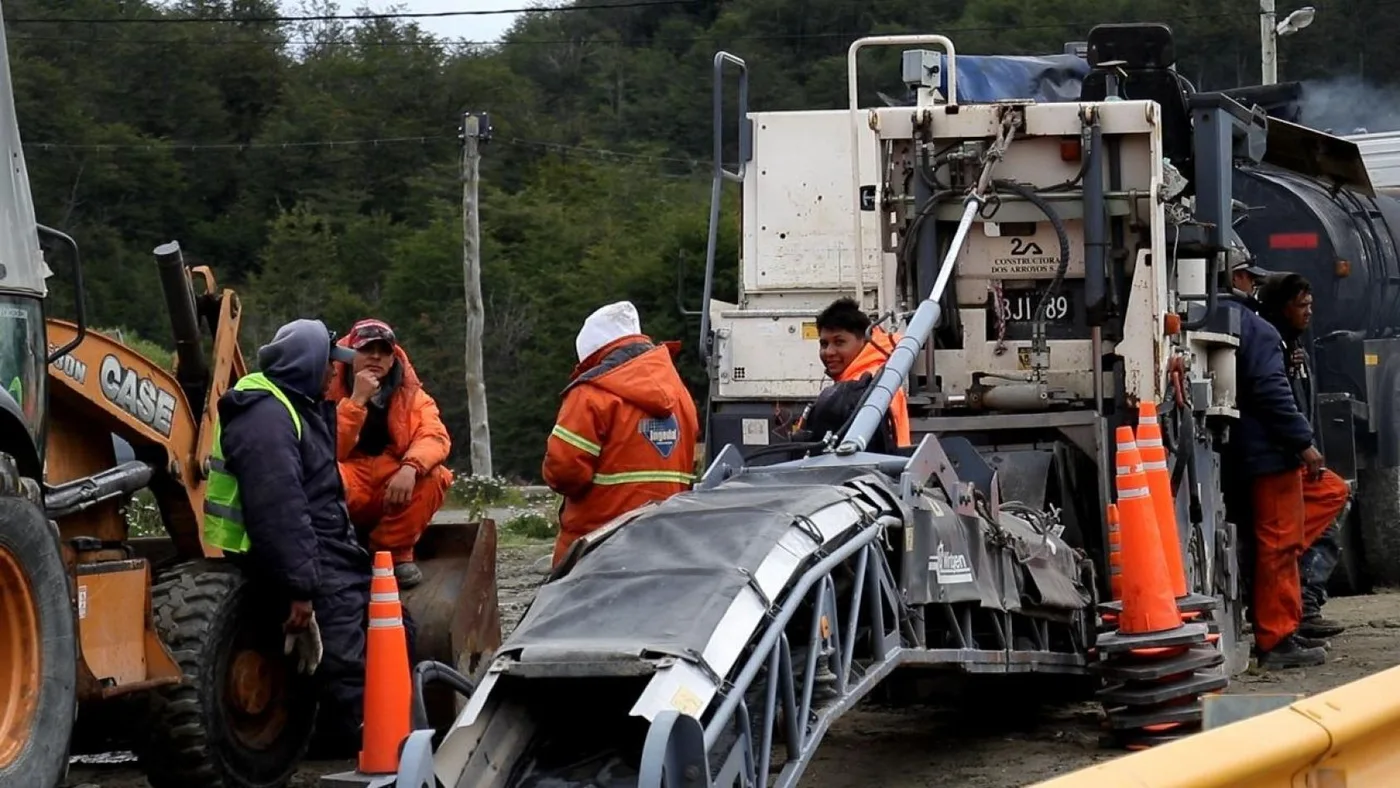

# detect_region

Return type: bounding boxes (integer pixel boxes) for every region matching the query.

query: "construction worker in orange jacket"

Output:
[543,301,700,567]
[814,297,912,446]
[326,319,453,589]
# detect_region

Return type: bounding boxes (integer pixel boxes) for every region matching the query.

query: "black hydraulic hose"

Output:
[743,439,828,462]
[410,660,476,732]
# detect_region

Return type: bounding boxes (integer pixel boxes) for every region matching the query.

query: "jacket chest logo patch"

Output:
[639,416,680,459]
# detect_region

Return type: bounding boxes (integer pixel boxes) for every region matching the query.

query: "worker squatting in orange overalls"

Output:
[542,301,700,567]
[327,318,453,589]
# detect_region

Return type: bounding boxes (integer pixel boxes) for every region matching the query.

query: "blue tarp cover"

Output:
[935,54,1089,103]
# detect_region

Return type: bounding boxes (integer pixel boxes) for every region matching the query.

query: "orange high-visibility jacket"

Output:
[326,340,453,479]
[835,327,912,446]
[543,335,700,560]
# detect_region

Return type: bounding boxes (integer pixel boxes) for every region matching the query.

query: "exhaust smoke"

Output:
[1298,77,1400,134]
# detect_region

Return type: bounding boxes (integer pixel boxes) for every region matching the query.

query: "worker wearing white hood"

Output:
[543,301,700,567]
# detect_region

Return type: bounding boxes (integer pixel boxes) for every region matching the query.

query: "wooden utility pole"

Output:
[461,111,493,478]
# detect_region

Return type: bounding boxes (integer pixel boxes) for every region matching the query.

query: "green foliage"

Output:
[11,0,1388,479]
[93,327,175,370]
[122,490,165,538]
[449,474,511,521]
[503,510,558,542]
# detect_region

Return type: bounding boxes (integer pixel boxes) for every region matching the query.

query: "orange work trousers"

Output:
[1250,466,1350,652]
[341,455,450,563]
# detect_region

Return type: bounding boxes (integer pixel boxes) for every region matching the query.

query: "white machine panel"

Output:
[743,110,885,305]
[1347,130,1400,191]
[712,312,828,400]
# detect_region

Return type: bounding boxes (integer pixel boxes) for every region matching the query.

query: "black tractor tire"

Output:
[138,560,318,788]
[0,495,77,788]
[1357,465,1400,589]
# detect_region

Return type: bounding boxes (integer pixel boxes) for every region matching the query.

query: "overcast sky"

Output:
[280,1,524,43]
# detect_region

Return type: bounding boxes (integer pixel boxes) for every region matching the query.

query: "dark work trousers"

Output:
[1299,490,1352,617]
[314,575,420,749]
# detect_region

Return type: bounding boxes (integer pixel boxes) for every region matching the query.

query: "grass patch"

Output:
[502,510,557,541]
[446,474,513,519]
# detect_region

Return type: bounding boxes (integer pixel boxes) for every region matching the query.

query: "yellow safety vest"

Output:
[203,373,302,553]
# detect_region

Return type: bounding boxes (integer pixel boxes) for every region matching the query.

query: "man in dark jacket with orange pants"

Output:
[1258,273,1351,641]
[543,301,700,567]
[326,318,453,590]
[1221,290,1332,670]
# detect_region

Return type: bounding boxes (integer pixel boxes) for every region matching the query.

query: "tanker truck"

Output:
[366,23,1376,788]
[1230,165,1400,591]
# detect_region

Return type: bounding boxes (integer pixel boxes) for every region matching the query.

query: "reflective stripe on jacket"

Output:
[204,373,303,552]
[543,335,700,549]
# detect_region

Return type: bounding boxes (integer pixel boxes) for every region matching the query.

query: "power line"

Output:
[26,135,452,151]
[4,0,697,26]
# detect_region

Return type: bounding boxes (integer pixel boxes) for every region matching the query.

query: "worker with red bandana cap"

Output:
[326,318,453,589]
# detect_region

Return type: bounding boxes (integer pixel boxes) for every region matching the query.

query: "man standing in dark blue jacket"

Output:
[211,318,414,753]
[1258,273,1352,641]
[1221,289,1330,670]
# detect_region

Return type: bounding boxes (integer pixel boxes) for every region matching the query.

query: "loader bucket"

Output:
[401,515,502,731]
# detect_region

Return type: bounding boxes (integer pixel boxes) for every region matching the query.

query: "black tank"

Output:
[1233,166,1400,340]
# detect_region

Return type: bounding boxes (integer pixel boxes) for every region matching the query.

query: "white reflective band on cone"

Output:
[371,592,399,603]
[1139,438,1163,448]
[1144,460,1168,471]
[370,616,403,628]
[1119,486,1150,499]
[1116,441,1136,450]
[373,567,392,577]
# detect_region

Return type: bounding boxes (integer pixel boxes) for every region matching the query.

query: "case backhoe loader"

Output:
[0,7,500,787]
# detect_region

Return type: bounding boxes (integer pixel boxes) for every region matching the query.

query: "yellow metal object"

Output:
[1029,664,1400,787]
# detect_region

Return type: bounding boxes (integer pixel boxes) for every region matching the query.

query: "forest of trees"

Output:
[6,0,1398,479]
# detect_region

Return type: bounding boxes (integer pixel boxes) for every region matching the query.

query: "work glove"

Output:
[284,611,324,675]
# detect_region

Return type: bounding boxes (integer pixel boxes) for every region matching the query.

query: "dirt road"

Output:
[69,545,1400,788]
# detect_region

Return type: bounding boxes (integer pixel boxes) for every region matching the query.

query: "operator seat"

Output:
[1079,23,1195,184]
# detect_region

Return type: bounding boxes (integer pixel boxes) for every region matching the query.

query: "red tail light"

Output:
[1268,232,1319,250]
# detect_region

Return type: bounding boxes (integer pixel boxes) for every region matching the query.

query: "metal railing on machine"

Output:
[636,510,907,788]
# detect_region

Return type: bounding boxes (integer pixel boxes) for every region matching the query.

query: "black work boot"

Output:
[395,561,423,589]
[1294,633,1330,650]
[1257,634,1327,670]
[1299,613,1345,640]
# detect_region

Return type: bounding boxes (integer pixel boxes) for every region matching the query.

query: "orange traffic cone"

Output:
[359,551,413,775]
[1109,428,1180,636]
[1134,402,1219,618]
[1095,427,1221,751]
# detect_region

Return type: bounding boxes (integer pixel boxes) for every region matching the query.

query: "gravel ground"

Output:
[67,541,1400,788]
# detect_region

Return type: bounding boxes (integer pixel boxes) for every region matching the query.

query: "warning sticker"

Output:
[78,584,88,619]
[671,686,703,716]
[741,418,770,446]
